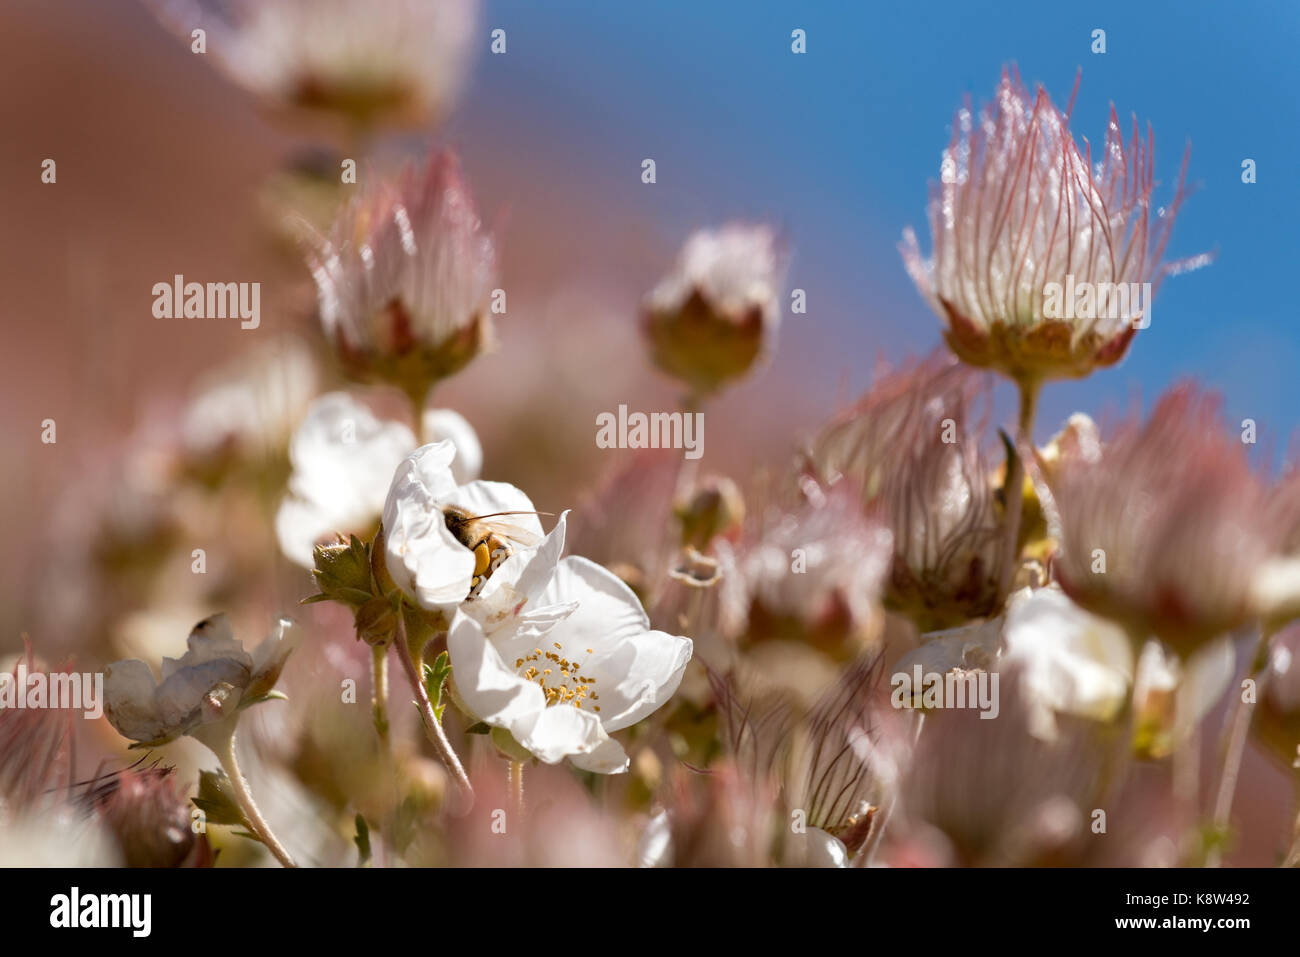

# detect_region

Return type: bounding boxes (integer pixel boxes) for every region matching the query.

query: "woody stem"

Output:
[1208,626,1275,866]
[211,730,297,868]
[393,614,473,798]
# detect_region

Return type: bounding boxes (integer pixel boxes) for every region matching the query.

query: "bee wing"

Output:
[489,522,542,549]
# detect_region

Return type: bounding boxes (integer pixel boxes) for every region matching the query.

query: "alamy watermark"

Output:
[1042,276,1151,329]
[596,404,703,459]
[890,664,999,719]
[0,664,104,719]
[152,274,260,329]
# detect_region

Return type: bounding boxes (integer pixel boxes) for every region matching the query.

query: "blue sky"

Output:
[464,0,1299,450]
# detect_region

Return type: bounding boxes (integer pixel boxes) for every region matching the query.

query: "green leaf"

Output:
[353,813,372,867]
[238,690,289,711]
[423,651,452,723]
[192,770,250,828]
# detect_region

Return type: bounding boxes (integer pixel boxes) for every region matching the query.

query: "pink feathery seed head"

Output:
[308,149,498,396]
[0,645,75,811]
[807,351,1007,631]
[1049,384,1276,654]
[90,766,210,868]
[901,66,1207,389]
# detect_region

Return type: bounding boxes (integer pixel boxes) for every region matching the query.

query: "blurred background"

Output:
[2,0,1298,863]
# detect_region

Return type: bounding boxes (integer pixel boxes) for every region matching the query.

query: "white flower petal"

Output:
[466,512,569,632]
[446,611,546,731]
[568,731,630,774]
[421,408,482,484]
[103,658,167,744]
[1002,586,1133,736]
[514,702,606,764]
[276,392,415,567]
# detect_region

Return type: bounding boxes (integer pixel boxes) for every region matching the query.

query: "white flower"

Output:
[447,556,693,773]
[1001,586,1133,740]
[382,441,548,613]
[104,615,298,748]
[421,407,482,485]
[782,827,850,868]
[180,340,318,465]
[1132,638,1234,758]
[276,392,415,567]
[155,0,478,129]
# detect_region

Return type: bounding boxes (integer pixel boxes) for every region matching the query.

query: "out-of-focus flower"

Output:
[651,761,779,867]
[1254,625,1300,771]
[308,152,498,402]
[276,392,415,567]
[721,484,893,657]
[180,339,318,478]
[781,827,850,867]
[421,407,482,485]
[808,352,1008,631]
[674,475,745,552]
[1130,638,1234,760]
[1049,385,1294,656]
[89,766,211,868]
[447,556,693,773]
[381,441,550,615]
[643,224,785,398]
[435,761,627,867]
[784,655,886,853]
[151,0,478,130]
[0,650,74,810]
[891,615,1004,683]
[1001,585,1133,740]
[890,667,1113,866]
[901,67,1204,389]
[104,615,298,748]
[0,805,122,867]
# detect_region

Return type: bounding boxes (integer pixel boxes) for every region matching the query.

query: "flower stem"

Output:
[372,644,391,748]
[211,730,297,868]
[1285,782,1300,868]
[1208,627,1275,866]
[393,614,473,798]
[509,761,525,820]
[998,381,1039,599]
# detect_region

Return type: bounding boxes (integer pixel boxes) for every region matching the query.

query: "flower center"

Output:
[514,641,601,711]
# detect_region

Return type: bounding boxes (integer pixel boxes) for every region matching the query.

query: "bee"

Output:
[442,506,547,599]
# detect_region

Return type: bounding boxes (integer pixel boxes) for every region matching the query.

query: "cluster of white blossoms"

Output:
[383,442,694,773]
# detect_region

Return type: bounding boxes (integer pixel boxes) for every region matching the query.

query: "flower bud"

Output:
[642,225,784,398]
[675,475,745,551]
[311,535,375,607]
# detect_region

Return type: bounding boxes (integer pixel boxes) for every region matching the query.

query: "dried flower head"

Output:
[104,615,298,748]
[308,152,498,401]
[808,353,1007,631]
[643,224,785,399]
[901,67,1205,389]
